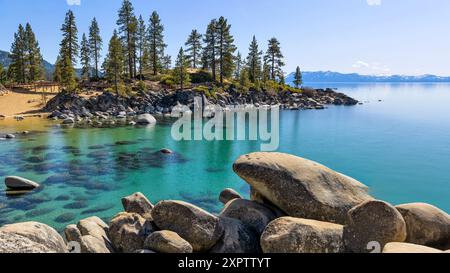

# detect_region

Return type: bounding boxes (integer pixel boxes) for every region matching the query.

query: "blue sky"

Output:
[0,0,449,76]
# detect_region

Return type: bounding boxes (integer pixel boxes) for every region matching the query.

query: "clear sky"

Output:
[0,0,449,76]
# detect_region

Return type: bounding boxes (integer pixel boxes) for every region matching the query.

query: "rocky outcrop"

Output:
[151,200,224,252]
[233,152,373,224]
[261,217,345,253]
[219,188,243,205]
[77,217,114,252]
[343,200,407,253]
[108,212,154,253]
[4,176,40,190]
[382,242,444,254]
[0,222,67,253]
[210,217,260,254]
[0,231,55,253]
[396,203,450,249]
[121,192,154,219]
[80,235,111,253]
[143,231,193,254]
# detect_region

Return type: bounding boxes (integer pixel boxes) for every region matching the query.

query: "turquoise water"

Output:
[1,83,450,231]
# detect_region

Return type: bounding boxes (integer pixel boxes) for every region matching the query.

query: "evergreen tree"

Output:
[185,29,202,69]
[57,10,78,91]
[80,33,91,80]
[24,23,44,82]
[60,55,77,91]
[161,54,172,73]
[264,37,285,81]
[89,17,102,79]
[234,51,243,79]
[148,11,166,75]
[136,15,147,78]
[239,68,251,89]
[293,66,303,88]
[202,19,218,81]
[246,36,262,83]
[262,61,270,84]
[117,0,137,79]
[215,17,236,84]
[173,47,190,91]
[103,30,124,95]
[9,24,27,83]
[53,57,62,83]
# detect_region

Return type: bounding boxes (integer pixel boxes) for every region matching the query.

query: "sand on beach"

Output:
[0,89,56,117]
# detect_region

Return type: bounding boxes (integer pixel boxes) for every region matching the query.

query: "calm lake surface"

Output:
[1,83,450,231]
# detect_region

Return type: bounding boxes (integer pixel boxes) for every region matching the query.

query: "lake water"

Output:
[1,83,450,231]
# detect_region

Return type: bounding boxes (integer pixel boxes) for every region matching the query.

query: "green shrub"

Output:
[160,74,175,88]
[190,70,213,84]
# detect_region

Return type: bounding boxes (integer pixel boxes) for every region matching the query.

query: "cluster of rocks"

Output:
[1,152,448,254]
[43,87,358,127]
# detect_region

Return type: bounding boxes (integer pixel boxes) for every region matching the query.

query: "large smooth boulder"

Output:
[151,200,224,252]
[5,176,40,190]
[0,222,67,253]
[220,199,277,235]
[144,231,193,254]
[108,212,155,253]
[210,217,260,254]
[344,200,407,253]
[396,203,450,249]
[261,217,345,253]
[78,217,113,252]
[383,242,444,254]
[233,153,373,224]
[219,188,243,205]
[0,231,54,253]
[137,114,156,125]
[80,235,111,253]
[122,192,154,219]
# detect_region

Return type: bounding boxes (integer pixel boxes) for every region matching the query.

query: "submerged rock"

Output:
[343,200,407,253]
[151,200,224,252]
[144,231,193,254]
[55,213,76,224]
[261,217,345,253]
[5,176,40,190]
[396,203,450,249]
[233,152,373,224]
[0,222,67,253]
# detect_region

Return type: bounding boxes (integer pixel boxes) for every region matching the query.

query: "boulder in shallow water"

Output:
[343,200,407,253]
[108,212,154,253]
[382,242,443,254]
[151,200,224,252]
[396,203,450,249]
[122,192,154,219]
[0,222,67,253]
[220,199,277,235]
[5,134,16,139]
[233,152,373,224]
[62,118,75,124]
[137,114,156,125]
[210,217,260,254]
[144,231,193,254]
[219,188,243,205]
[261,217,345,253]
[5,176,40,190]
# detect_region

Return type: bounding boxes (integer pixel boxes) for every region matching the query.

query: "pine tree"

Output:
[161,54,172,73]
[148,11,166,75]
[24,23,44,82]
[117,0,137,79]
[173,47,190,91]
[215,17,236,84]
[53,57,62,83]
[185,29,202,69]
[80,33,90,80]
[262,61,270,84]
[136,15,147,78]
[246,36,262,83]
[234,51,243,79]
[293,66,303,88]
[89,17,102,79]
[9,24,27,83]
[57,10,78,91]
[60,55,77,91]
[103,30,124,95]
[264,37,285,81]
[202,19,218,81]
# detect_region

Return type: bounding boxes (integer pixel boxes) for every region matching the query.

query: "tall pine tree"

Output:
[293,66,303,88]
[234,51,243,79]
[202,19,218,81]
[215,17,236,84]
[117,0,137,79]
[264,37,285,81]
[9,24,27,83]
[80,33,91,80]
[25,23,44,82]
[173,47,190,91]
[89,17,102,79]
[103,30,124,95]
[148,11,166,75]
[246,36,262,83]
[57,10,78,91]
[185,29,202,69]
[136,15,147,78]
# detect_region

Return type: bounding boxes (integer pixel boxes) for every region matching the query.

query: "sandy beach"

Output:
[0,89,55,117]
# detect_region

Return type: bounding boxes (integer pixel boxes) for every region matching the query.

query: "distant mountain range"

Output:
[286,71,450,84]
[0,50,55,79]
